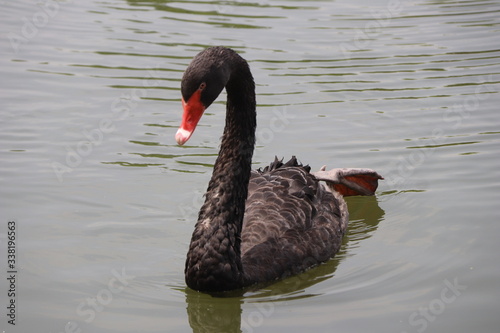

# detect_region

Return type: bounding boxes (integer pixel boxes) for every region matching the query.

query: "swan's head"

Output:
[175,47,232,145]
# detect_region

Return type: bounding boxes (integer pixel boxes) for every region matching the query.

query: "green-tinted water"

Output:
[1,0,499,332]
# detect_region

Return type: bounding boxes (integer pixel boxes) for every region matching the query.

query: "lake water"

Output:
[1,0,499,332]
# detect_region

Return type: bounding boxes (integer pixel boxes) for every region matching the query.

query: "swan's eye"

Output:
[199,82,206,91]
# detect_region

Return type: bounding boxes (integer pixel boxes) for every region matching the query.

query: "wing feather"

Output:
[241,157,348,285]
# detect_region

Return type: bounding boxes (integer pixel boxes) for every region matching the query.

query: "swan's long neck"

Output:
[185,60,256,292]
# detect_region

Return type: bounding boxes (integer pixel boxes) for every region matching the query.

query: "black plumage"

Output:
[178,47,382,293]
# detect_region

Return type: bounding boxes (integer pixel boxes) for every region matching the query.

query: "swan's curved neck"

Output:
[185,59,256,292]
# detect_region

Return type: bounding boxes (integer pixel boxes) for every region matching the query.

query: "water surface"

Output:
[1,0,499,332]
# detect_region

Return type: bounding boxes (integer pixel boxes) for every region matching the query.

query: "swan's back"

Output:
[241,157,348,285]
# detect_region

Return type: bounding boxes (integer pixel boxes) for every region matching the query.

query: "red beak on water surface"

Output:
[175,89,205,145]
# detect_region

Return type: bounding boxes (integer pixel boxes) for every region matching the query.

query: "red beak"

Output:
[175,90,205,145]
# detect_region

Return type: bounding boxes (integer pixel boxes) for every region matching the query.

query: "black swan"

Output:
[176,46,383,293]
